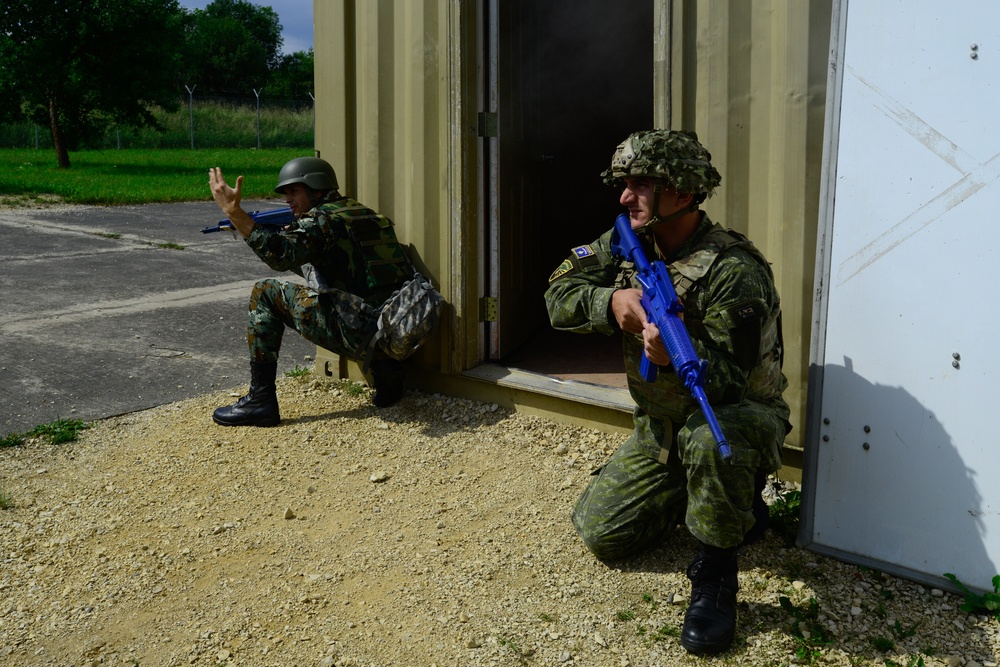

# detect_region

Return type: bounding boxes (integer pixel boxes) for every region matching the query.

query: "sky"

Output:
[176,0,314,55]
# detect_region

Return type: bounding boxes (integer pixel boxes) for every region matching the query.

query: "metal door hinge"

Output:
[478,112,498,137]
[479,296,498,322]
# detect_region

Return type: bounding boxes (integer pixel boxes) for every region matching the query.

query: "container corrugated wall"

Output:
[314,0,480,374]
[313,0,833,451]
[657,0,832,451]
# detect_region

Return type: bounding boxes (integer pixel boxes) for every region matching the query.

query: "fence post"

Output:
[185,84,197,149]
[253,88,263,149]
[308,93,316,142]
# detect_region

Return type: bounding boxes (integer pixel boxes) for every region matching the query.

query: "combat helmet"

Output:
[601,129,721,199]
[275,157,339,194]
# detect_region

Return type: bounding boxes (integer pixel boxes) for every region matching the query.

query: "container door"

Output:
[487,0,653,359]
[803,0,1000,589]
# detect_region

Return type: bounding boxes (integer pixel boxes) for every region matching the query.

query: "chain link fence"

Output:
[0,95,315,150]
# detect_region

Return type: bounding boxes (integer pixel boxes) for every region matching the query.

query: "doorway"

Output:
[486,0,654,389]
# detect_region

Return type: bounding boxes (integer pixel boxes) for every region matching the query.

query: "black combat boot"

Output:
[212,361,280,427]
[681,542,739,655]
[370,358,405,408]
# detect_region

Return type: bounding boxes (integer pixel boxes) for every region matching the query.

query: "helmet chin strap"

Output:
[637,204,699,235]
[635,184,699,236]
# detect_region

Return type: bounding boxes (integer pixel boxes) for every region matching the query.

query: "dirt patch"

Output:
[0,376,995,666]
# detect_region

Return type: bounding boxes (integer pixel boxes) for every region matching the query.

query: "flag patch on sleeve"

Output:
[548,259,574,283]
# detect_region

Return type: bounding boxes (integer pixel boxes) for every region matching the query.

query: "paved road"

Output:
[0,201,316,437]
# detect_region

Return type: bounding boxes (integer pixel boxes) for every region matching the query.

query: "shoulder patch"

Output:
[726,299,766,325]
[548,259,574,283]
[572,245,601,269]
[549,244,603,282]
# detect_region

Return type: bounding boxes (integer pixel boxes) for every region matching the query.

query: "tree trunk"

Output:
[49,96,70,169]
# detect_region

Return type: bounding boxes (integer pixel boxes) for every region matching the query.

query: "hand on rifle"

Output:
[612,288,675,367]
[642,321,672,367]
[611,288,647,335]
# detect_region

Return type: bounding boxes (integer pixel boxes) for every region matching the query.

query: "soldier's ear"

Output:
[676,191,695,207]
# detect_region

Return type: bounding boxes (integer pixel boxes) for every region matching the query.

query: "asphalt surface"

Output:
[0,201,316,437]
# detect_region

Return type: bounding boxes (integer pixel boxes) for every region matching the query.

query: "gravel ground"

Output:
[1,374,998,667]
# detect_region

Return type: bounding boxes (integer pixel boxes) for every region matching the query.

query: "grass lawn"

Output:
[0,148,312,206]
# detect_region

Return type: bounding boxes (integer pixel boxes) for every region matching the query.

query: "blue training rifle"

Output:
[201,207,296,234]
[610,213,734,462]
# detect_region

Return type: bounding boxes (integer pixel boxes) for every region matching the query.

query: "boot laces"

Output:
[688,555,738,603]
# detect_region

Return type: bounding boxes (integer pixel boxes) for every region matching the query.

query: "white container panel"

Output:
[806,0,1000,589]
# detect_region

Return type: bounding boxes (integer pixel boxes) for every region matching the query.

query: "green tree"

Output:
[180,0,282,96]
[0,0,186,168]
[268,49,315,99]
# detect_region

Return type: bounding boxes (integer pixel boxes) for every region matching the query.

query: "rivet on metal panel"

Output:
[864,425,871,433]
[822,435,830,442]
[971,43,979,51]
[823,418,830,425]
[863,442,870,451]
[953,352,961,360]
[953,360,961,369]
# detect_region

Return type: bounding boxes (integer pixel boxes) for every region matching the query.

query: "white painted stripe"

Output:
[0,281,261,333]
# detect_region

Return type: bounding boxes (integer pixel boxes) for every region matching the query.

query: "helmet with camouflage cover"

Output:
[275,157,339,194]
[601,129,721,198]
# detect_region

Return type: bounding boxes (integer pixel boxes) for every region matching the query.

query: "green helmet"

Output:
[274,157,339,194]
[601,129,721,197]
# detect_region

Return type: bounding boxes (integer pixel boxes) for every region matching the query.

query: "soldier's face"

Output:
[620,178,689,227]
[282,183,314,218]
[620,178,653,227]
[621,178,667,228]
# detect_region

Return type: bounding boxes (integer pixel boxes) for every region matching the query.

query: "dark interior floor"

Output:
[501,328,628,389]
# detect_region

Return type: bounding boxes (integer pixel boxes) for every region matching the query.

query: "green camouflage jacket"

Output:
[245,197,412,306]
[545,214,789,425]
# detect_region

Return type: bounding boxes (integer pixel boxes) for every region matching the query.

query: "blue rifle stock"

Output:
[610,213,734,462]
[201,207,296,234]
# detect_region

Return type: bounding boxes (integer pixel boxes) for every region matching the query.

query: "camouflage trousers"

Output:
[572,402,785,560]
[247,278,378,364]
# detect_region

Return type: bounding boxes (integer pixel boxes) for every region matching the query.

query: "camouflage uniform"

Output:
[544,214,790,559]
[243,197,411,371]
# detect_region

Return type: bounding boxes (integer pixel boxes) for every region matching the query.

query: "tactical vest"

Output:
[618,224,786,414]
[317,200,413,298]
[671,225,785,404]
